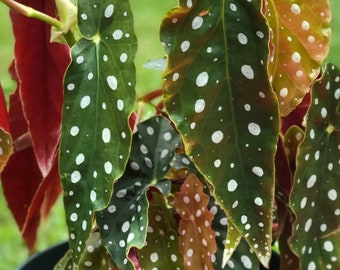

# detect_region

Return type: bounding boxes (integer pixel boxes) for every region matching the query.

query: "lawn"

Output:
[0,1,339,269]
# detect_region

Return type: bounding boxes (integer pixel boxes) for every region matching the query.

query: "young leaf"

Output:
[10,0,70,177]
[290,63,340,269]
[161,0,279,266]
[60,0,137,262]
[138,192,184,270]
[266,0,331,116]
[175,174,217,270]
[0,85,12,172]
[96,116,181,269]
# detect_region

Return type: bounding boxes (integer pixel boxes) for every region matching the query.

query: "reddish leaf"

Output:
[0,84,13,172]
[266,0,331,116]
[1,146,42,251]
[22,156,62,235]
[281,92,310,134]
[1,85,61,251]
[275,136,292,195]
[10,0,70,177]
[174,174,216,270]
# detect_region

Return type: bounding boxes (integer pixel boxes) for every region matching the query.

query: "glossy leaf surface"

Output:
[138,192,183,269]
[96,116,181,269]
[207,183,259,270]
[0,85,12,172]
[60,0,137,261]
[175,174,216,270]
[161,0,279,266]
[290,63,340,269]
[266,0,331,116]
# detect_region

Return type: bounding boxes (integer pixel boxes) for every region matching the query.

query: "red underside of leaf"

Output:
[281,92,310,134]
[1,146,42,251]
[1,82,61,251]
[275,136,293,195]
[10,0,70,177]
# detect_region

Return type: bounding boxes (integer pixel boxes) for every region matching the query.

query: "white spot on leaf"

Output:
[194,99,206,113]
[196,72,209,87]
[241,65,254,79]
[107,76,118,90]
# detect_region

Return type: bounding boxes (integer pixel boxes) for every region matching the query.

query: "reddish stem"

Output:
[139,89,163,103]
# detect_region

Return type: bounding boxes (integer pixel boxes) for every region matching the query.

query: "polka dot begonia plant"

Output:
[0,0,338,269]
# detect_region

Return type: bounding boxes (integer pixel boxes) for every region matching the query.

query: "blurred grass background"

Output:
[0,0,339,269]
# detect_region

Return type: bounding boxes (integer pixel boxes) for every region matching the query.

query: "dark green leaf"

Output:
[207,183,259,270]
[96,116,181,269]
[138,192,183,270]
[290,63,340,269]
[60,0,137,262]
[161,0,279,266]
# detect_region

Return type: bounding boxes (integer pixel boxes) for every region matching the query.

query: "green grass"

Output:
[0,1,339,269]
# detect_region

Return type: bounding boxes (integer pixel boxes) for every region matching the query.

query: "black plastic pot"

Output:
[18,241,280,269]
[17,242,69,270]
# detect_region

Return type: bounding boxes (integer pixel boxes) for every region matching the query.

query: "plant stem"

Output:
[1,0,63,30]
[139,89,163,103]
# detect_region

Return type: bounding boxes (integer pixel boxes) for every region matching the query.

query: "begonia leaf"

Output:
[96,116,181,269]
[10,0,70,177]
[282,126,305,173]
[172,153,266,269]
[0,84,12,172]
[78,232,119,269]
[290,63,340,269]
[277,214,300,270]
[175,174,217,270]
[138,192,183,269]
[1,87,60,251]
[208,186,259,270]
[161,0,279,266]
[59,0,137,262]
[266,0,331,116]
[1,147,41,251]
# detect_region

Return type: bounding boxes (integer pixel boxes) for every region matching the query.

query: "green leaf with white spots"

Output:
[55,232,120,270]
[266,0,331,116]
[78,232,119,269]
[290,63,340,269]
[161,0,279,267]
[96,116,181,269]
[54,250,73,270]
[138,192,183,270]
[209,191,259,270]
[60,0,137,263]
